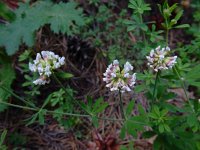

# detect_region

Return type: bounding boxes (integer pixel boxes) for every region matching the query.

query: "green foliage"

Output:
[48,88,80,128]
[9,131,27,147]
[124,15,148,33]
[81,97,108,116]
[0,51,16,112]
[120,102,149,138]
[128,0,151,15]
[0,2,15,22]
[0,0,199,149]
[152,131,200,150]
[80,96,108,127]
[149,106,171,133]
[0,0,85,55]
[158,1,190,30]
[55,71,74,79]
[18,51,40,99]
[146,24,164,42]
[0,129,7,150]
[49,88,65,106]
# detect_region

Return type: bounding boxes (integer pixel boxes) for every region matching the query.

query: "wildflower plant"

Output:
[103,60,136,119]
[146,46,177,72]
[29,51,65,85]
[103,60,136,93]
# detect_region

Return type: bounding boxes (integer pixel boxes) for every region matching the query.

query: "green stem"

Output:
[0,100,147,125]
[166,29,169,46]
[0,84,37,108]
[0,100,89,118]
[52,73,91,115]
[139,14,146,43]
[153,71,160,103]
[173,66,194,112]
[119,89,126,120]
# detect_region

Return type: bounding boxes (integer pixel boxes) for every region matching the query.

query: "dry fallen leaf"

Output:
[87,131,120,150]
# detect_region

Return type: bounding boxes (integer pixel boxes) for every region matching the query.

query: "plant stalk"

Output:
[0,100,147,125]
[166,29,169,46]
[173,66,194,112]
[52,73,91,115]
[139,14,146,44]
[0,84,37,108]
[153,70,160,103]
[119,89,126,120]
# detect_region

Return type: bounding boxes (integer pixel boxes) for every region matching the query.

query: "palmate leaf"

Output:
[0,52,16,112]
[48,2,85,34]
[0,0,85,55]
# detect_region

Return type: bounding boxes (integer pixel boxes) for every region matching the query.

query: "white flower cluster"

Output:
[29,51,65,85]
[146,46,177,72]
[103,60,136,93]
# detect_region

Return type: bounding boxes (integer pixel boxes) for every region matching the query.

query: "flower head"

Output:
[146,46,177,72]
[29,50,65,85]
[103,60,136,93]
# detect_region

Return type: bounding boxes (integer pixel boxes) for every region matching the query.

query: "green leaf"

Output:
[91,116,99,128]
[129,0,137,8]
[174,24,190,29]
[120,123,127,139]
[138,104,146,115]
[187,114,197,127]
[158,124,164,133]
[168,3,178,13]
[0,130,7,146]
[134,84,146,93]
[149,113,158,119]
[163,124,171,132]
[92,97,108,114]
[38,109,47,125]
[160,109,168,117]
[18,50,31,62]
[56,72,74,79]
[26,114,38,126]
[127,117,145,136]
[140,24,148,31]
[174,10,183,21]
[48,2,85,34]
[0,1,85,55]
[93,102,108,114]
[125,100,135,118]
[0,52,16,112]
[153,106,160,116]
[127,26,136,32]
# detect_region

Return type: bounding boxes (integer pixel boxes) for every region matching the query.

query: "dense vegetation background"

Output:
[0,0,199,149]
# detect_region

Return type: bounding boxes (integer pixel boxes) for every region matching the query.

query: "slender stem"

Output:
[166,29,169,46]
[139,14,146,43]
[0,100,89,117]
[0,84,37,108]
[119,89,126,120]
[173,66,194,112]
[52,73,91,115]
[153,71,160,103]
[0,100,147,125]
